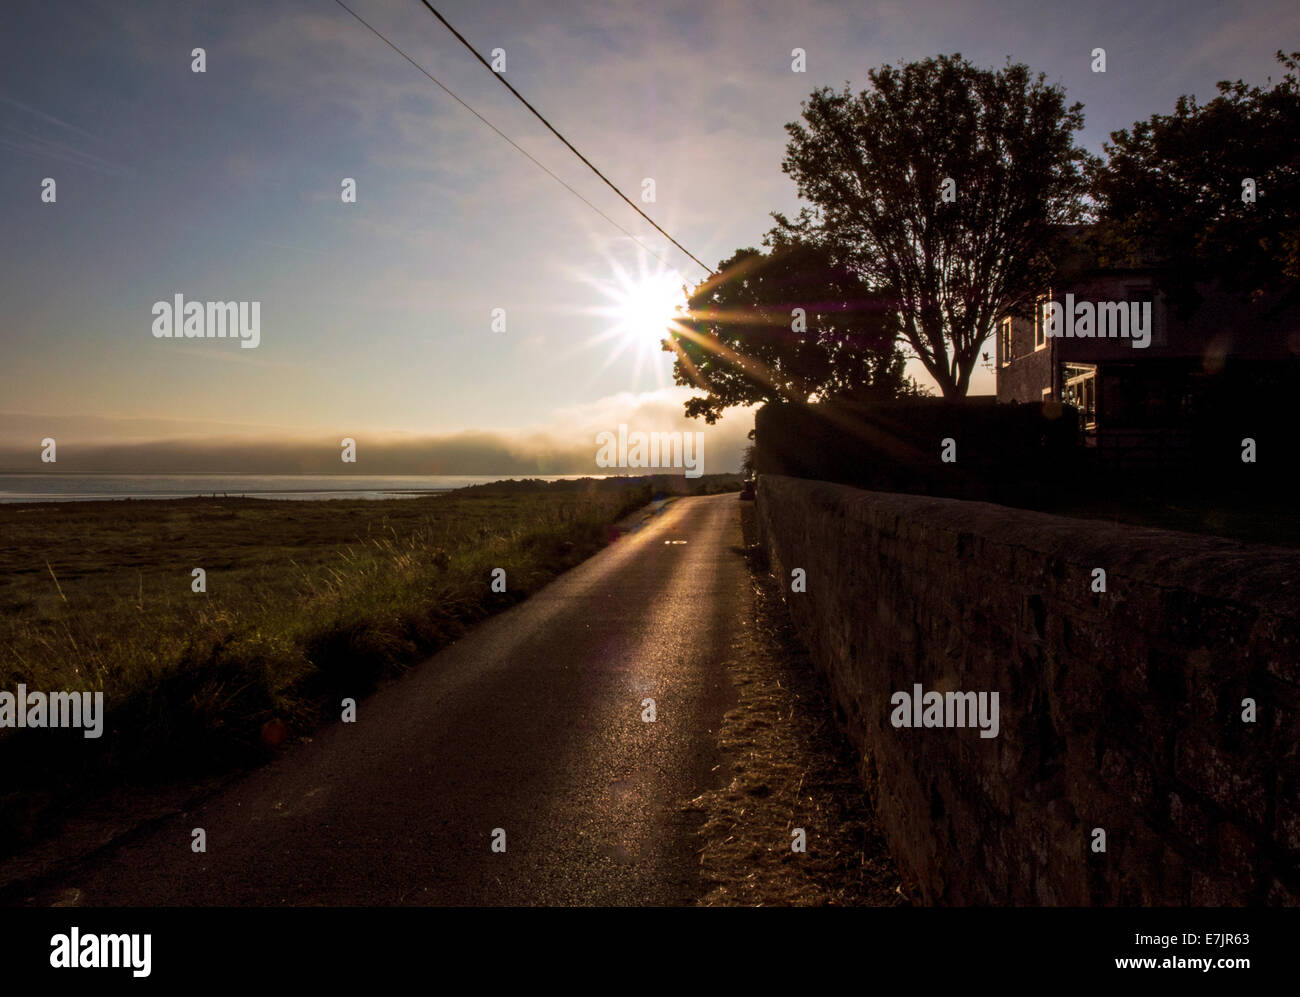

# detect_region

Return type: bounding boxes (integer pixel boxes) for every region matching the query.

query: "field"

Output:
[0,478,691,851]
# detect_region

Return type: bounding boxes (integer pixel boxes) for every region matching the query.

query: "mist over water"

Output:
[0,474,599,503]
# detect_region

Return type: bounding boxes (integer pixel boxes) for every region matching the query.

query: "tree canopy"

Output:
[1091,49,1300,311]
[773,54,1093,398]
[664,240,913,424]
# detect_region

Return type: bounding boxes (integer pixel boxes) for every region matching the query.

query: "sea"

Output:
[0,474,596,503]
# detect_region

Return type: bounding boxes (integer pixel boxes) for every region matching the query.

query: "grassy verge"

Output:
[689,501,906,905]
[0,478,656,855]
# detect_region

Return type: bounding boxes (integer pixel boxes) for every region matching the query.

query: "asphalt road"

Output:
[19,494,747,906]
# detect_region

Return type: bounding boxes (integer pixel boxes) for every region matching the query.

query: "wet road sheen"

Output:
[32,495,748,905]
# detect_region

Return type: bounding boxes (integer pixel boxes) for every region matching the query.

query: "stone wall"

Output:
[756,474,1300,905]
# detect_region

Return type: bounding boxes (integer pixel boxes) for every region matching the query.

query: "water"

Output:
[0,473,598,503]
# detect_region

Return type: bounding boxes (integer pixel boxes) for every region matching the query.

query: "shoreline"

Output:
[0,472,682,505]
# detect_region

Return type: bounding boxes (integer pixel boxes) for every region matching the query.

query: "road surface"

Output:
[12,494,748,906]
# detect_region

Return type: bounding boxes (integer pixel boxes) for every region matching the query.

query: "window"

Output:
[1000,317,1012,366]
[1034,294,1050,350]
[1063,363,1098,430]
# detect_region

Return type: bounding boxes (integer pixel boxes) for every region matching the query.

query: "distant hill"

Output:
[453,474,742,498]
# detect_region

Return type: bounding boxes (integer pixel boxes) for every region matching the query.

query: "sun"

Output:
[592,257,687,355]
[611,269,688,347]
[572,248,691,388]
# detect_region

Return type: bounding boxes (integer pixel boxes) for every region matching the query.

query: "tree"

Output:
[740,444,755,478]
[1091,50,1300,311]
[664,240,914,424]
[774,54,1093,398]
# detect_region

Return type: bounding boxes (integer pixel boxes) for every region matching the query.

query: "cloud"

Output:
[0,96,97,138]
[0,389,755,475]
[0,99,130,177]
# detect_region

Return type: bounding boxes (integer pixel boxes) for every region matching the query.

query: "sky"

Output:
[2,0,1297,474]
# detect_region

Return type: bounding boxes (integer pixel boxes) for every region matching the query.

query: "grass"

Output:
[0,478,664,854]
[691,502,905,906]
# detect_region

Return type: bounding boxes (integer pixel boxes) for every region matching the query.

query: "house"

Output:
[994,233,1300,467]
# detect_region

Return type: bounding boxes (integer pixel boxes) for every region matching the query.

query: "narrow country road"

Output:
[13,494,748,906]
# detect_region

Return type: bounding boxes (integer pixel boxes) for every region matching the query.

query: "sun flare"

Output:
[603,267,688,351]
[572,249,691,389]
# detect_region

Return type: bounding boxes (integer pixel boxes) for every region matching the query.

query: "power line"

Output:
[414,0,716,276]
[332,0,687,275]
